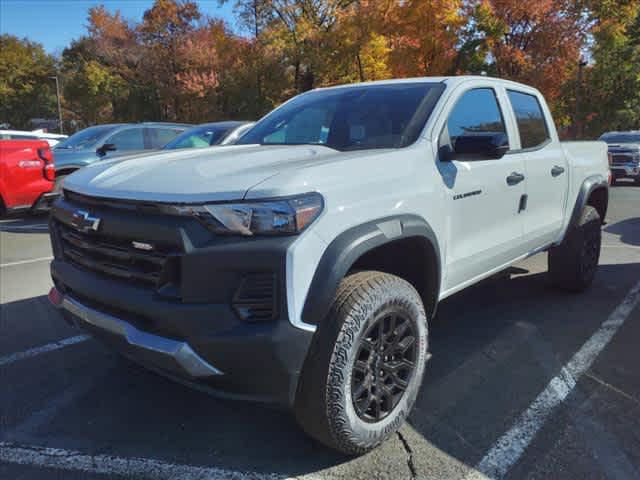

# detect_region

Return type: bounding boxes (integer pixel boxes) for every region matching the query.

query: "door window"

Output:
[106,128,145,151]
[507,90,550,149]
[147,127,184,148]
[445,88,506,147]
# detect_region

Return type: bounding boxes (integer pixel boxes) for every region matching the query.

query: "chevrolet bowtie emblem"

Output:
[70,210,101,233]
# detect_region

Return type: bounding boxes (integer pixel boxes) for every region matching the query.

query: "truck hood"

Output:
[62,144,351,203]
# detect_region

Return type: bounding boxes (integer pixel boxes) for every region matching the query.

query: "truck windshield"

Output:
[54,125,119,150]
[237,83,444,151]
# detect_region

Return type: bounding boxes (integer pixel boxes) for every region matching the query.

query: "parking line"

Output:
[0,442,287,480]
[465,278,640,480]
[0,256,53,268]
[0,335,90,367]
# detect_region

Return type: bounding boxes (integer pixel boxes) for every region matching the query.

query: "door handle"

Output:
[506,172,525,186]
[551,165,565,177]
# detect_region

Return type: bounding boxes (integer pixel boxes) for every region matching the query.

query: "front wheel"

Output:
[294,271,429,455]
[548,205,601,292]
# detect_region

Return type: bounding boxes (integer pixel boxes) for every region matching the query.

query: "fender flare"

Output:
[301,214,441,327]
[568,174,609,230]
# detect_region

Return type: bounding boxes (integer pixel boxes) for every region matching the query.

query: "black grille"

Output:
[232,273,277,322]
[611,154,634,165]
[56,221,179,289]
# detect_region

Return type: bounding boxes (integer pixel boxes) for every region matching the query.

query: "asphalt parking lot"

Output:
[1,182,639,480]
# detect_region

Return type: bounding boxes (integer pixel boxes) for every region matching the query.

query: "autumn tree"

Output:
[581,0,640,136]
[0,35,57,129]
[462,0,587,105]
[383,0,465,77]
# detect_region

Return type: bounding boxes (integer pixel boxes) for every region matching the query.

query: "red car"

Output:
[0,139,57,216]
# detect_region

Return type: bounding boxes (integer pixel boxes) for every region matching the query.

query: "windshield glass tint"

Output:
[164,126,230,149]
[600,134,640,144]
[55,125,119,149]
[237,83,443,151]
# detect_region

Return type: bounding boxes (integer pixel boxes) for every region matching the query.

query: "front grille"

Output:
[232,273,277,322]
[56,221,180,289]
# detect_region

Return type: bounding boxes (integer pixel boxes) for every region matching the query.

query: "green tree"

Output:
[0,35,57,129]
[582,1,640,136]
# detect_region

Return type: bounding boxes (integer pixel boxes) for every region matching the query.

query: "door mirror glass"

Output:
[453,132,510,159]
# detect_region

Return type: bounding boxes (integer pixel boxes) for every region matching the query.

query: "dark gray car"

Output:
[53,123,189,178]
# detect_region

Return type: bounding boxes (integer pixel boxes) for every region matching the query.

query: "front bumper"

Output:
[48,193,315,407]
[52,290,223,377]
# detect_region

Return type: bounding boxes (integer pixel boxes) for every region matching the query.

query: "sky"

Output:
[0,0,239,54]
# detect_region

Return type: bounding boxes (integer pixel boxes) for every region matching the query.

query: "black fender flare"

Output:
[301,214,441,327]
[568,175,608,229]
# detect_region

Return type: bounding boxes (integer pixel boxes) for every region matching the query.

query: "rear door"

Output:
[437,86,528,292]
[505,90,568,247]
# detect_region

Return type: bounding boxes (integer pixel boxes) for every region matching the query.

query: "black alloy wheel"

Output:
[351,310,417,423]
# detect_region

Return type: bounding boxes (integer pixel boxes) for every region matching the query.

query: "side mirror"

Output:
[96,143,117,156]
[452,132,510,159]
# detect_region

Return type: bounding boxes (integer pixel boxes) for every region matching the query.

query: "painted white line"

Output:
[0,256,53,268]
[0,335,90,367]
[602,244,640,250]
[465,279,640,480]
[0,442,285,480]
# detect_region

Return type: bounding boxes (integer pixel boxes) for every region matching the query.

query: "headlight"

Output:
[176,193,324,236]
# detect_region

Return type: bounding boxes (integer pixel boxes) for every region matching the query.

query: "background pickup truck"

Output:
[48,76,609,455]
[599,131,640,184]
[0,139,56,215]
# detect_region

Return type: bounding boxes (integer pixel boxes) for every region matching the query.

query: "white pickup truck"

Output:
[48,76,609,454]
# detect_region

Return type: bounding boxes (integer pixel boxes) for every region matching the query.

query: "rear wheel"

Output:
[294,271,429,454]
[548,205,601,292]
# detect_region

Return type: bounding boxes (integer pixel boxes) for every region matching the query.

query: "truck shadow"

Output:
[0,215,50,234]
[2,260,639,478]
[604,217,640,246]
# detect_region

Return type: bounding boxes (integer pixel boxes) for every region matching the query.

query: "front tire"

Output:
[548,205,601,292]
[294,271,429,455]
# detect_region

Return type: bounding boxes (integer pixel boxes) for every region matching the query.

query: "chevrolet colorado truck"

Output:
[47,77,609,454]
[0,140,56,215]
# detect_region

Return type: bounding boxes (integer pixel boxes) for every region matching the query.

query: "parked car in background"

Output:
[599,131,640,184]
[0,140,56,216]
[0,129,68,146]
[48,76,609,454]
[52,123,189,182]
[162,121,255,150]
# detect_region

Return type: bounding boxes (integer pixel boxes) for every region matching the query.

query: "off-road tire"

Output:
[294,271,429,455]
[549,205,601,292]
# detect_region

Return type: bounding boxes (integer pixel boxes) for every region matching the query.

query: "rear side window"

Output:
[147,127,184,148]
[107,128,145,150]
[507,90,550,149]
[446,88,506,145]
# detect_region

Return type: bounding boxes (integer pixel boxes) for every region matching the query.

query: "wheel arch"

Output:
[301,215,441,327]
[569,175,608,230]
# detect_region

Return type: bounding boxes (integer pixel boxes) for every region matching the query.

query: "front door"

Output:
[438,87,527,292]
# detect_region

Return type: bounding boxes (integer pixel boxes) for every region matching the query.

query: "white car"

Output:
[0,129,67,146]
[48,76,609,454]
